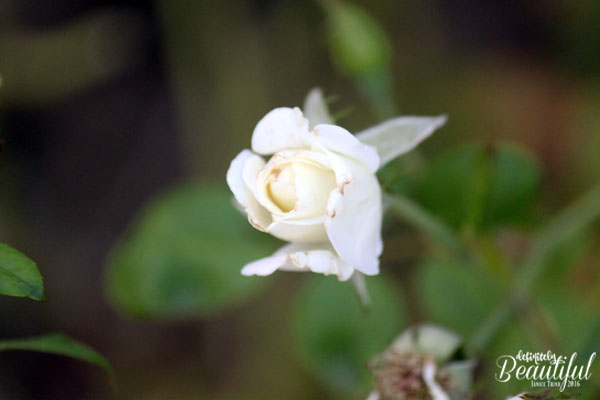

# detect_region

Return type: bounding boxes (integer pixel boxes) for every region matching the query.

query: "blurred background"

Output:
[1,0,599,399]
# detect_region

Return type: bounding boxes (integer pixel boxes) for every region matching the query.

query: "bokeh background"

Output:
[1,0,600,399]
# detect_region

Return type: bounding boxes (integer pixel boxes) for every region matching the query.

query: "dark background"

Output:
[1,0,599,398]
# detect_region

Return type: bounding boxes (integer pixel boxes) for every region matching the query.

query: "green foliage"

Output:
[105,181,279,319]
[520,389,580,399]
[324,2,391,79]
[418,258,502,337]
[292,275,405,397]
[418,258,540,397]
[383,142,541,232]
[0,243,44,300]
[0,333,115,390]
[534,231,597,353]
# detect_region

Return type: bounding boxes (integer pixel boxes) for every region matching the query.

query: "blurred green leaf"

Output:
[484,144,541,227]
[418,258,501,337]
[0,333,115,390]
[387,142,541,231]
[105,181,279,319]
[532,231,595,352]
[486,320,537,398]
[536,231,590,289]
[576,317,600,373]
[536,288,596,353]
[292,275,405,397]
[324,1,391,79]
[0,243,44,300]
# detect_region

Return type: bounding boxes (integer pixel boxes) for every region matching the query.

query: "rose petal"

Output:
[242,243,355,281]
[267,218,328,243]
[223,150,272,231]
[226,149,255,206]
[241,254,288,276]
[251,107,311,155]
[356,115,447,166]
[323,152,382,275]
[245,193,273,232]
[312,124,380,172]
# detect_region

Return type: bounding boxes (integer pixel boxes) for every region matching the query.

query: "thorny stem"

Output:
[468,185,600,353]
[386,185,600,354]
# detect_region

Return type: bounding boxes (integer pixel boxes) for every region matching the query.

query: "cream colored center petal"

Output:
[265,159,336,218]
[267,165,296,212]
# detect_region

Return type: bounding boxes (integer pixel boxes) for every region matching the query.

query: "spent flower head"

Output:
[368,324,475,400]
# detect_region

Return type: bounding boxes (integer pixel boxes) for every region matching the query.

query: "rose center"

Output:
[266,161,336,216]
[267,165,297,212]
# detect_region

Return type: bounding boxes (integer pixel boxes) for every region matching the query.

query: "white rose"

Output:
[227,91,446,281]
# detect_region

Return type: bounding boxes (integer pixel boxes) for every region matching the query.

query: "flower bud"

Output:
[325,2,392,78]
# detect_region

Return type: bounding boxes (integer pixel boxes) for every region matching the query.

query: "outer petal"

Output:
[241,243,355,281]
[241,254,288,276]
[267,218,328,243]
[312,124,380,172]
[226,149,254,205]
[226,150,272,231]
[251,107,311,155]
[323,151,382,275]
[356,115,447,166]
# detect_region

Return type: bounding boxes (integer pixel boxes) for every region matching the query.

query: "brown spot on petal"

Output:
[247,214,268,232]
[339,178,352,195]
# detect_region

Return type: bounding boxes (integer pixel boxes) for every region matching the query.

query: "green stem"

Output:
[469,301,514,354]
[386,193,463,257]
[468,185,600,353]
[517,185,600,294]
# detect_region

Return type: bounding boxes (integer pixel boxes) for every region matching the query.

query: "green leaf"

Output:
[0,243,44,300]
[292,275,405,397]
[387,142,541,231]
[418,258,501,337]
[483,144,541,227]
[0,333,115,390]
[105,181,279,319]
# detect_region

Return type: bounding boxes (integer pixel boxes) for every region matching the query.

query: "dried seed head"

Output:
[369,352,450,400]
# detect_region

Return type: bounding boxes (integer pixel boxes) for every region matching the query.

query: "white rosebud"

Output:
[227,97,445,280]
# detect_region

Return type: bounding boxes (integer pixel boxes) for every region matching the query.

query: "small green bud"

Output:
[325,1,392,78]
